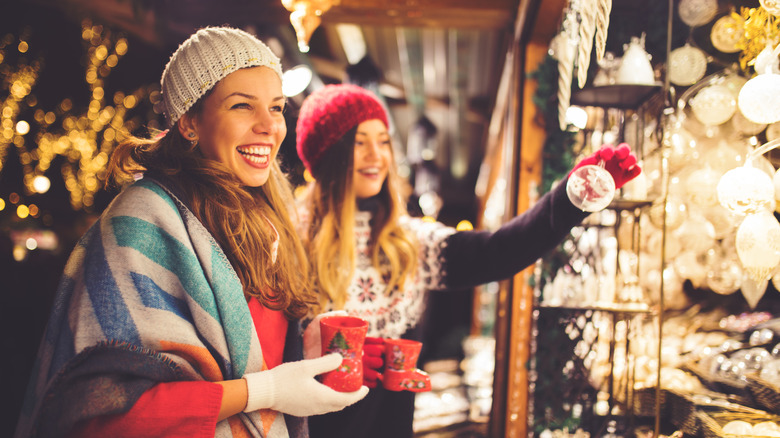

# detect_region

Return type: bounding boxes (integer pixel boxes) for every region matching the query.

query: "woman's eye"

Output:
[271,105,285,113]
[231,102,251,109]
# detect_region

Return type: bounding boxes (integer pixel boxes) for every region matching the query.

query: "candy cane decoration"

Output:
[558,34,577,130]
[578,0,597,88]
[595,0,612,62]
[558,0,580,130]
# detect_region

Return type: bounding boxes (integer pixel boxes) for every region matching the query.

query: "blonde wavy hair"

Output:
[299,127,417,312]
[108,105,315,320]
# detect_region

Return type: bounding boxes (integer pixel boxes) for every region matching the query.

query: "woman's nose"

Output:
[253,110,279,134]
[364,141,380,157]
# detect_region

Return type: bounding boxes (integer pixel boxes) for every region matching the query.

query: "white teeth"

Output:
[243,154,268,164]
[237,146,271,156]
[360,167,379,175]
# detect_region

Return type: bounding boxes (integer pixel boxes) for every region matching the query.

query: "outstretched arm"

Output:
[441,143,640,289]
[442,178,587,288]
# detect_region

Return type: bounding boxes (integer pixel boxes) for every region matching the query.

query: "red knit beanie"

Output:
[296,84,389,173]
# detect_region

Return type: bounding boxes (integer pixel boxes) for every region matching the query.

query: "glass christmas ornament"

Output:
[738,73,780,124]
[649,195,688,230]
[760,0,780,16]
[706,257,743,295]
[768,121,780,140]
[664,121,698,174]
[702,204,740,239]
[678,0,718,27]
[673,214,717,256]
[685,167,721,207]
[566,162,616,212]
[673,250,708,288]
[669,43,707,86]
[689,84,737,126]
[702,140,743,175]
[772,267,780,293]
[722,73,748,97]
[774,167,780,208]
[710,14,744,53]
[717,164,775,215]
[741,275,770,309]
[731,110,768,136]
[736,210,780,283]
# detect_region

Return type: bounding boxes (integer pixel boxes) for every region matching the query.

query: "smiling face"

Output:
[178,66,286,187]
[352,118,392,200]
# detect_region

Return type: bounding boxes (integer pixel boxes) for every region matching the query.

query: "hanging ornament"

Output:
[648,195,688,231]
[768,121,780,140]
[707,254,743,295]
[722,72,748,97]
[577,0,598,88]
[281,0,339,53]
[774,167,780,210]
[673,214,717,255]
[710,14,745,53]
[685,167,721,207]
[689,84,737,126]
[738,74,780,124]
[738,42,780,124]
[736,210,780,283]
[557,34,577,130]
[760,0,780,16]
[741,275,770,309]
[732,110,768,136]
[678,0,718,27]
[669,43,708,86]
[702,204,740,239]
[594,0,612,62]
[556,3,580,130]
[717,163,775,215]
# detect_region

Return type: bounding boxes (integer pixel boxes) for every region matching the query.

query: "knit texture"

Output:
[296,84,389,173]
[161,27,283,126]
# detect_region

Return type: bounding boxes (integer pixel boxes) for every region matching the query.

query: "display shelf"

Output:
[571,84,663,110]
[608,198,654,211]
[538,301,653,315]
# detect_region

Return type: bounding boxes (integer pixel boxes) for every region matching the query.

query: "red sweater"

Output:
[68,298,288,438]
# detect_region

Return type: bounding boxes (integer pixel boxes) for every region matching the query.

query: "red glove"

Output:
[362,337,385,388]
[569,143,641,189]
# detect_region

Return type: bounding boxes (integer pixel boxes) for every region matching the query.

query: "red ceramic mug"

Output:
[377,338,431,392]
[319,315,369,392]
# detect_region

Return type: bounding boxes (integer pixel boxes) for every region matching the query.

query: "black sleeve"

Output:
[441,178,589,289]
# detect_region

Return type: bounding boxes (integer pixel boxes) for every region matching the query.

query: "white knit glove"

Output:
[303,310,347,359]
[242,353,368,416]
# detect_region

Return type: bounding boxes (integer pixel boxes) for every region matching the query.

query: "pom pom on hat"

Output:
[161,26,283,127]
[296,84,389,174]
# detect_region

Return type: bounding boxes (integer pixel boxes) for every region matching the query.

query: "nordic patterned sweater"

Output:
[316,179,588,339]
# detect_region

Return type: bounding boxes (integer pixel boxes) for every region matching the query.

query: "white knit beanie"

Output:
[160,26,284,127]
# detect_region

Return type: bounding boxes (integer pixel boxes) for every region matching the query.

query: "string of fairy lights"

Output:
[0,19,158,227]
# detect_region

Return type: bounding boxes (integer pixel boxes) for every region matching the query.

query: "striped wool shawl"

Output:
[14,177,305,438]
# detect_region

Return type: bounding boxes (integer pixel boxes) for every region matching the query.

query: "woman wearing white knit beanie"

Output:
[15,26,366,438]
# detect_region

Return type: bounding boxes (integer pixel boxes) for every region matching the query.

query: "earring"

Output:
[187,132,197,148]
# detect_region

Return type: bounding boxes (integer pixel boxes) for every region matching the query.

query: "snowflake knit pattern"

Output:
[326,211,455,338]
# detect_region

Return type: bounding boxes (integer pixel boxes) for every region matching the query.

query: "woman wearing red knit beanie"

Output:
[295,84,641,438]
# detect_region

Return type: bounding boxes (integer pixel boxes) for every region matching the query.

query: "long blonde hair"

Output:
[299,128,417,311]
[108,118,315,319]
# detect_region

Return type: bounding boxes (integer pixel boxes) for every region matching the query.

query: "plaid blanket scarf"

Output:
[14,177,305,438]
